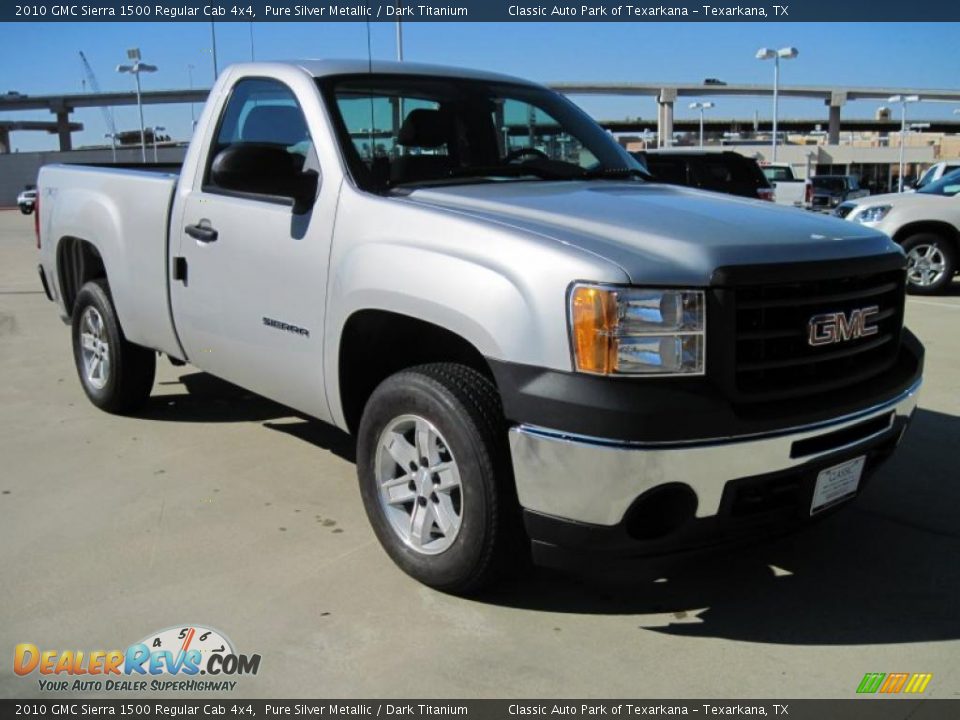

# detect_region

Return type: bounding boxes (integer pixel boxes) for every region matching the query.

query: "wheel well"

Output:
[338,310,495,434]
[893,221,960,252]
[57,237,107,317]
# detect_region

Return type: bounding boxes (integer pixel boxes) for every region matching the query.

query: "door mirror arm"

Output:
[291,170,319,215]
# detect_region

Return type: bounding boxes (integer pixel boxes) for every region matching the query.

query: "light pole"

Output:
[210,23,219,80]
[104,133,117,163]
[150,126,165,162]
[689,102,714,148]
[117,49,157,163]
[187,63,196,128]
[396,2,404,61]
[889,94,920,192]
[756,47,798,162]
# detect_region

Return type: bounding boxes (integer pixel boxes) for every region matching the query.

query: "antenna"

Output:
[365,21,375,167]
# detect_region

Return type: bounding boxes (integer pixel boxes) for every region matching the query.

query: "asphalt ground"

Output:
[1,208,958,699]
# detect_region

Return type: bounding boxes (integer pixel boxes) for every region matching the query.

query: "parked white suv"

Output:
[836,170,960,293]
[914,160,960,191]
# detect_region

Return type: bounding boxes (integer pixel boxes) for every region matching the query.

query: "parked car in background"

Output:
[633,150,774,201]
[17,188,37,215]
[913,161,960,191]
[836,169,960,294]
[761,162,811,208]
[810,175,870,212]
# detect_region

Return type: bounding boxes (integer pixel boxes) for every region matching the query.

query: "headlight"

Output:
[855,205,892,223]
[569,284,705,376]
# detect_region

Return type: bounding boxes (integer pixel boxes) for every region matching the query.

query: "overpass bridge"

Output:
[551,82,960,147]
[2,82,960,151]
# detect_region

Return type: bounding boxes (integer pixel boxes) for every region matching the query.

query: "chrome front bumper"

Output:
[508,380,921,526]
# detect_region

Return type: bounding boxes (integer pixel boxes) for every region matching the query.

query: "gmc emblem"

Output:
[808,306,880,346]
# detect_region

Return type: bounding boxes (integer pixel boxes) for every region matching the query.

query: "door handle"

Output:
[185,222,218,243]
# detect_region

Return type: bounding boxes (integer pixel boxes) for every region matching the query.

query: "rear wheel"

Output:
[902,233,956,295]
[71,279,156,414]
[356,363,520,594]
[20,206,32,215]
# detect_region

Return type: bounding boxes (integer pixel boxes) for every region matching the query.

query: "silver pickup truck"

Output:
[36,60,923,594]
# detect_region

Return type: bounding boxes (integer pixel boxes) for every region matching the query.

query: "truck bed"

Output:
[38,163,183,358]
[68,162,183,175]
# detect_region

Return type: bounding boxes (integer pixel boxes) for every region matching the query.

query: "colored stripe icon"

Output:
[857,672,933,694]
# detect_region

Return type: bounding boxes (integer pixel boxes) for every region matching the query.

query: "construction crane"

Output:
[79,51,119,160]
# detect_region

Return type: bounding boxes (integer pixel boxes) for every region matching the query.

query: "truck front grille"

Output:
[730,268,905,400]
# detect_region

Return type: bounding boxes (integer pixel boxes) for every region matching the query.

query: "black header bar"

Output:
[4,0,960,23]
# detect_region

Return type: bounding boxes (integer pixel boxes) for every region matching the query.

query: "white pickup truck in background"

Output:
[35,60,923,594]
[762,162,812,209]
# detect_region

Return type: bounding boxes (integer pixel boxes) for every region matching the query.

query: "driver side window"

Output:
[206,78,314,196]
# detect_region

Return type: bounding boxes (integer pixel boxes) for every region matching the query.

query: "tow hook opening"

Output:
[624,483,698,541]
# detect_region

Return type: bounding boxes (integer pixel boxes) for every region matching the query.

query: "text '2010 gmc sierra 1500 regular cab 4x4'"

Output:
[36,60,923,594]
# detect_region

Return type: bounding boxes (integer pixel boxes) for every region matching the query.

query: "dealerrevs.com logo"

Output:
[14,625,261,692]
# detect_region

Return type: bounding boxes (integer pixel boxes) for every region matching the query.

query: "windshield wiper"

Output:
[578,167,653,181]
[386,162,652,192]
[447,164,583,181]
[387,164,580,190]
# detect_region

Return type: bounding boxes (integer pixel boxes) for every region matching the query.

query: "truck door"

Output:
[170,77,333,422]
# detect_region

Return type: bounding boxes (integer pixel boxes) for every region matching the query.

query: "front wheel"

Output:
[902,233,956,295]
[356,363,520,594]
[19,206,32,215]
[71,279,156,414]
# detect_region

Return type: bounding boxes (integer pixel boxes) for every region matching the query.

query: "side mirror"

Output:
[210,143,318,214]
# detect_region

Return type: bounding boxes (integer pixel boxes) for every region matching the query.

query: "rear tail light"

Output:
[34,194,40,249]
[804,181,813,206]
[757,187,775,202]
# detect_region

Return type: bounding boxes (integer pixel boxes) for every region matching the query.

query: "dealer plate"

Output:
[811,456,865,515]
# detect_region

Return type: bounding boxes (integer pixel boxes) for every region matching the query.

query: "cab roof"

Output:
[290,58,539,87]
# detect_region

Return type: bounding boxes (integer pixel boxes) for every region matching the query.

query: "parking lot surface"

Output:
[1,209,958,699]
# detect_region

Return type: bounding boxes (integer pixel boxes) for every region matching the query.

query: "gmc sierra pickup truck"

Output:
[36,60,923,594]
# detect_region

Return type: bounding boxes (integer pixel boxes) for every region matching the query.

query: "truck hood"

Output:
[404,181,898,285]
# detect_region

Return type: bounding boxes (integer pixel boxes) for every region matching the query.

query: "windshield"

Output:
[917,168,960,197]
[318,74,646,193]
[762,166,794,182]
[812,177,847,193]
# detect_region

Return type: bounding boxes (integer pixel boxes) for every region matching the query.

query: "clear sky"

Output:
[1,21,958,151]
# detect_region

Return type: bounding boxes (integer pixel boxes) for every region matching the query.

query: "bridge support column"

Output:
[658,88,677,148]
[0,127,9,154]
[54,109,73,151]
[827,92,847,145]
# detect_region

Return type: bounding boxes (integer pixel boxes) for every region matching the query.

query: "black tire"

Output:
[357,363,521,595]
[20,206,32,215]
[71,279,156,414]
[902,233,956,295]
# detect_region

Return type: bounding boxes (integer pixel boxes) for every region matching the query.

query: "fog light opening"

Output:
[624,483,698,541]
